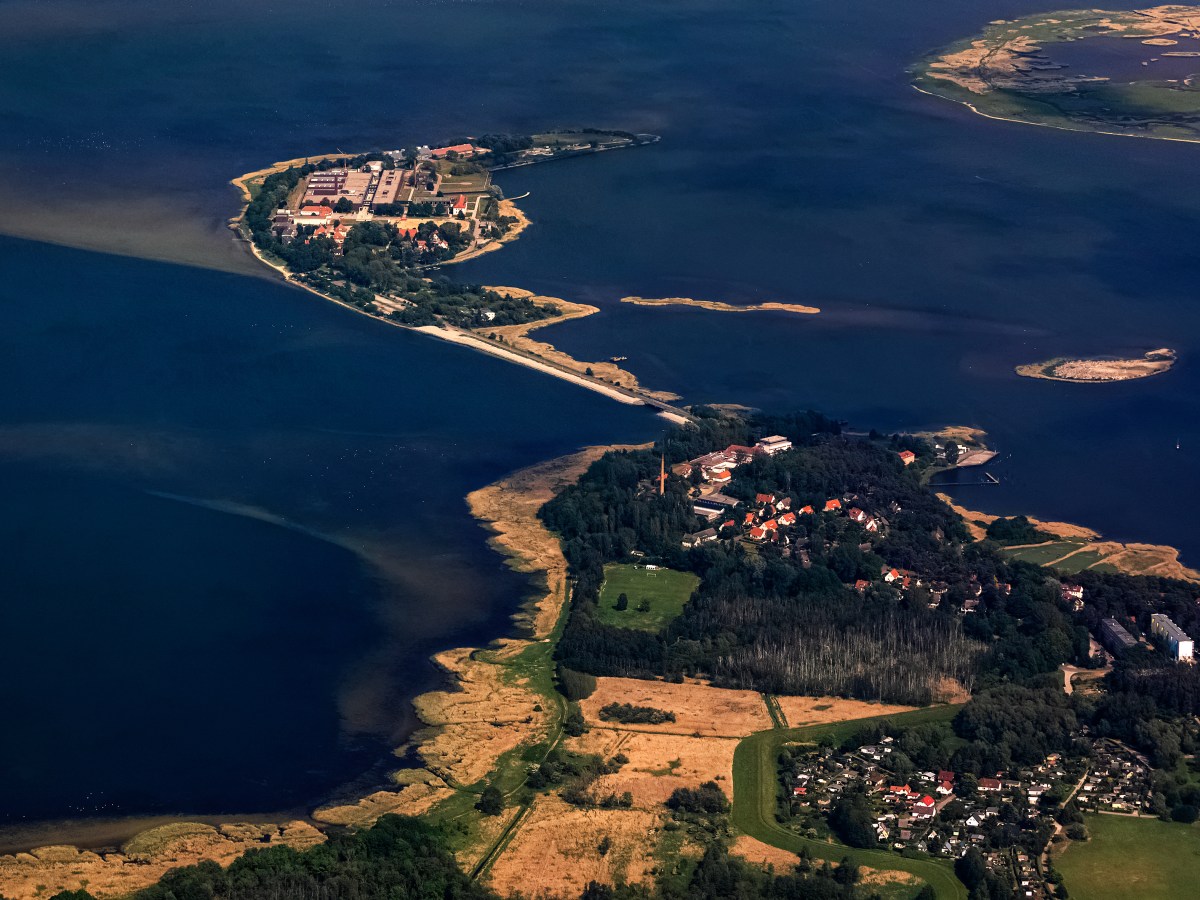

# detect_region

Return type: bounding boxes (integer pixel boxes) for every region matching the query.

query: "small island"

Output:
[914,6,1200,142]
[1016,348,1176,383]
[620,296,820,315]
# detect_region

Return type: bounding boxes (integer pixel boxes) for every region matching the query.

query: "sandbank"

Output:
[1016,349,1176,383]
[621,295,820,315]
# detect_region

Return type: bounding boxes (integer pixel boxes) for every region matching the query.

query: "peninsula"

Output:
[1016,348,1176,382]
[914,6,1200,142]
[8,409,1200,900]
[231,131,830,421]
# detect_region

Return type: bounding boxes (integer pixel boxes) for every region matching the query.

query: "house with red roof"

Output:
[451,193,469,217]
[824,499,841,512]
[778,512,796,526]
[706,469,732,485]
[898,450,916,466]
[799,505,814,515]
[743,512,756,526]
[848,507,867,524]
[430,143,476,159]
[762,519,778,531]
[755,493,776,505]
[748,526,767,541]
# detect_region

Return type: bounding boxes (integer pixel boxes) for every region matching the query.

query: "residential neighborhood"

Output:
[778,730,1151,900]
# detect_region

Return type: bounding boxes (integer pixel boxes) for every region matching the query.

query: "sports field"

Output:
[1058,814,1200,900]
[595,563,699,631]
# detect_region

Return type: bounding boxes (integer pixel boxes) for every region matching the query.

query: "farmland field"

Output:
[595,563,699,631]
[1058,814,1200,899]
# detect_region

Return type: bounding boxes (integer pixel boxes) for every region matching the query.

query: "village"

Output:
[677,437,986,609]
[777,732,1153,900]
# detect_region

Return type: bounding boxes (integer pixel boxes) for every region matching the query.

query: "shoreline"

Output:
[912,83,1200,147]
[0,444,645,898]
[939,494,1200,583]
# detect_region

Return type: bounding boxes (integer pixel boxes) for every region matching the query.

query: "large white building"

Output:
[755,435,793,455]
[1150,614,1194,662]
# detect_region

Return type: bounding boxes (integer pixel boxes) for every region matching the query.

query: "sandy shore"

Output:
[416,324,645,405]
[939,494,1200,582]
[473,288,683,403]
[621,295,820,315]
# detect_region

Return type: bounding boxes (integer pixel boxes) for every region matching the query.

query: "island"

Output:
[620,296,820,315]
[913,6,1200,142]
[1016,348,1176,382]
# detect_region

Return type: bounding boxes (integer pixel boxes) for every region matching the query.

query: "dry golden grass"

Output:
[731,835,801,870]
[860,866,921,888]
[485,796,660,899]
[580,677,773,737]
[414,646,556,787]
[570,728,739,808]
[938,494,1100,541]
[314,769,452,826]
[406,446,653,791]
[0,821,323,900]
[731,837,920,890]
[773,695,919,730]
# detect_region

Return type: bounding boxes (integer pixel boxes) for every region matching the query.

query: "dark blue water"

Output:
[1048,34,1200,83]
[0,236,657,826]
[1,0,1199,831]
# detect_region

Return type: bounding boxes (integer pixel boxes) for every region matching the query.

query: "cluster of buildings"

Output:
[783,743,1102,898]
[270,150,486,251]
[1074,738,1152,814]
[673,435,793,486]
[1097,610,1194,662]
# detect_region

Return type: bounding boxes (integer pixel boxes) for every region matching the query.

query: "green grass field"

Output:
[730,706,968,900]
[1001,541,1083,567]
[1052,549,1106,574]
[1057,814,1200,900]
[595,563,699,631]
